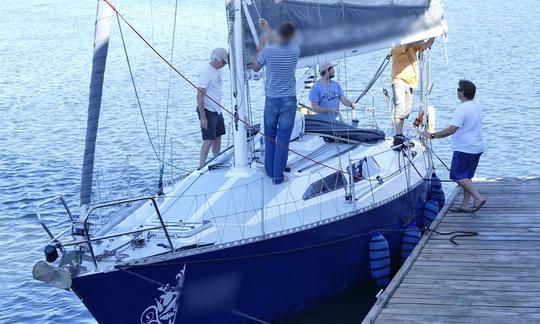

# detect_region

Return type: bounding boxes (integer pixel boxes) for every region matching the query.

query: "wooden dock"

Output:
[363,178,540,323]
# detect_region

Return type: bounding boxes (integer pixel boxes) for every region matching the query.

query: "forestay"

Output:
[241,0,447,68]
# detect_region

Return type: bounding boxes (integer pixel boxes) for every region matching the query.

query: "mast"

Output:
[80,0,115,214]
[230,0,249,170]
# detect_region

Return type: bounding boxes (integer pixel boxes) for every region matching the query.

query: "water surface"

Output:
[1,0,539,322]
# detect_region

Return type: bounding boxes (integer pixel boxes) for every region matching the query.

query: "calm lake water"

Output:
[1,0,539,323]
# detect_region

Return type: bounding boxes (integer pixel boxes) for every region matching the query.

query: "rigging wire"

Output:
[353,51,392,105]
[116,13,191,173]
[161,0,180,162]
[116,14,160,163]
[430,145,451,172]
[149,0,160,155]
[103,0,350,176]
[250,0,262,20]
[312,0,348,196]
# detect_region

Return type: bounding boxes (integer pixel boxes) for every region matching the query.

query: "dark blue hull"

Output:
[71,183,425,323]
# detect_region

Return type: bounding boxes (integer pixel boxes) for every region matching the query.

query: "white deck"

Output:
[84,133,432,273]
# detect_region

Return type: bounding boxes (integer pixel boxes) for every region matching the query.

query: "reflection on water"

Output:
[0,0,538,322]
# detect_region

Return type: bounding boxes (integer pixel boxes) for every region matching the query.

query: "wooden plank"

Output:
[434,226,540,232]
[421,242,535,251]
[375,313,523,324]
[421,248,540,256]
[404,273,540,284]
[441,220,540,226]
[388,296,540,308]
[400,278,540,290]
[392,287,540,298]
[397,283,540,294]
[408,264,540,275]
[380,303,540,316]
[428,235,540,241]
[412,260,540,268]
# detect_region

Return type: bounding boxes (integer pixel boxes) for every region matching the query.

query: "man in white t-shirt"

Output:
[424,80,486,212]
[196,48,228,169]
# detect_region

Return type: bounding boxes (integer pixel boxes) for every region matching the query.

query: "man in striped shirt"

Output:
[252,18,300,184]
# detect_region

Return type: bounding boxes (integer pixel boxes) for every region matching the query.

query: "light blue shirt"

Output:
[309,80,345,121]
[257,43,300,98]
[309,80,344,109]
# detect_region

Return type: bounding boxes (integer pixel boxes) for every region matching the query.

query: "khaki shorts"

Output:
[392,81,413,119]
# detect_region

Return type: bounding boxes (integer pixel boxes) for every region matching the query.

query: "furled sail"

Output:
[242,0,447,68]
[80,0,115,211]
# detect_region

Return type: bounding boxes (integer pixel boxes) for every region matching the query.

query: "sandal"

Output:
[472,199,486,213]
[450,207,473,213]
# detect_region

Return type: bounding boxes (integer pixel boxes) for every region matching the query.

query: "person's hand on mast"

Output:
[258,18,278,44]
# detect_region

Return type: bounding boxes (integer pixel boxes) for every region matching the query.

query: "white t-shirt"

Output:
[450,100,485,154]
[196,63,223,114]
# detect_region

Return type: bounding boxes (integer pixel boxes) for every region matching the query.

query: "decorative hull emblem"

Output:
[141,265,186,324]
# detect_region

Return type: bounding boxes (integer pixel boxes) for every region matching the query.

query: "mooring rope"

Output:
[427,228,479,246]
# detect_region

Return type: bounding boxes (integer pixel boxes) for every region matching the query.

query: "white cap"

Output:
[319,62,335,74]
[211,47,228,64]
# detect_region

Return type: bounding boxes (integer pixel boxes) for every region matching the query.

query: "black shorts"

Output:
[196,108,226,141]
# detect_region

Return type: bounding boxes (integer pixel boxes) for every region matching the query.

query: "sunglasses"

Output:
[457,88,463,92]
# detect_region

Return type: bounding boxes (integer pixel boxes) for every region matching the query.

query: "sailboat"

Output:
[32,0,447,323]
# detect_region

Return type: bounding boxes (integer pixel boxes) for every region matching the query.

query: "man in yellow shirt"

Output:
[392,38,434,147]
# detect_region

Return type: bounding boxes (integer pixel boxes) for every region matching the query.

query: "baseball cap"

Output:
[319,62,335,74]
[211,47,229,64]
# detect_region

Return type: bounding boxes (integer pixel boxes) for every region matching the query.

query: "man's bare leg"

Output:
[211,136,222,157]
[456,178,485,207]
[461,189,472,209]
[199,140,213,169]
[394,118,405,135]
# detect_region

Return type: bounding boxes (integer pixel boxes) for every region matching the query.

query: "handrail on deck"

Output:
[36,195,74,241]
[82,196,174,270]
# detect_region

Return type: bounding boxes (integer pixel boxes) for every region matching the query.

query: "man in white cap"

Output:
[196,47,228,169]
[309,62,356,122]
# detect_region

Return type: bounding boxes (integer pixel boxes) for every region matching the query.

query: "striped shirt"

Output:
[257,43,300,98]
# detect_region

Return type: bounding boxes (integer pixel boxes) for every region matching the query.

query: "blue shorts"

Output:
[450,151,482,181]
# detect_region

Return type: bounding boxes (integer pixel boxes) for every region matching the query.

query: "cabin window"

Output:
[303,172,348,200]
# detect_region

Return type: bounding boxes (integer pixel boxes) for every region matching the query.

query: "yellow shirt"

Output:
[391,44,425,87]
